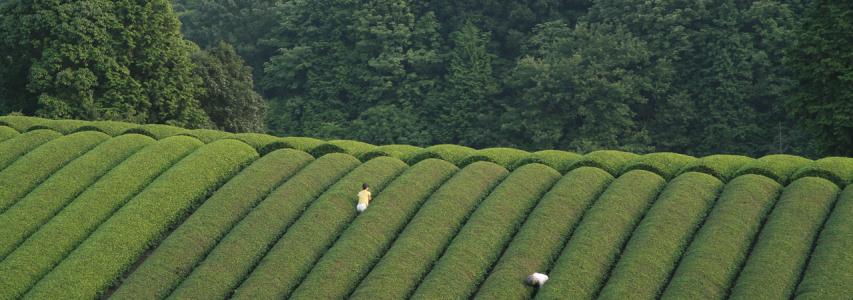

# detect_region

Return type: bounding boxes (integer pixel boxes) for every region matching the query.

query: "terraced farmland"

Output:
[0,115,852,299]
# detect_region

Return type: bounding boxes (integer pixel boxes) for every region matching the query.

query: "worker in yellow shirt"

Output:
[357,183,372,213]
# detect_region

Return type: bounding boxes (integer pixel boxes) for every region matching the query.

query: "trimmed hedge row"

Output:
[661,174,783,300]
[71,120,138,136]
[163,153,360,300]
[458,147,531,169]
[729,177,839,299]
[0,136,202,300]
[279,136,327,152]
[111,149,314,299]
[23,139,258,299]
[178,129,236,143]
[0,126,18,142]
[0,131,108,213]
[122,124,189,139]
[474,167,614,300]
[289,159,459,300]
[794,184,853,299]
[25,119,94,134]
[566,150,639,176]
[230,133,283,153]
[678,154,755,182]
[790,157,853,187]
[507,150,582,173]
[327,140,378,157]
[623,152,696,180]
[535,170,666,299]
[0,129,61,171]
[227,157,407,300]
[350,162,509,300]
[357,144,424,162]
[597,172,723,300]
[0,115,43,132]
[408,144,476,166]
[0,134,153,259]
[411,164,561,299]
[734,154,813,185]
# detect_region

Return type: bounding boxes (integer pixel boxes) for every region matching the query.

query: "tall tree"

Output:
[0,0,209,127]
[785,0,853,156]
[192,42,268,133]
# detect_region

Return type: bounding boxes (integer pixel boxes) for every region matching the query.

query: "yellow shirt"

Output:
[358,190,371,205]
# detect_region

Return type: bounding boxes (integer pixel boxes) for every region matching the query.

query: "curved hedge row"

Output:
[289,159,459,300]
[0,131,109,213]
[729,177,839,299]
[0,136,202,300]
[0,134,153,259]
[661,175,782,299]
[0,129,62,171]
[112,149,314,299]
[597,172,723,300]
[200,157,407,300]
[474,167,614,300]
[411,164,561,299]
[0,126,18,142]
[162,153,360,300]
[350,162,509,300]
[794,184,853,299]
[24,139,257,299]
[535,170,666,299]
[1,116,850,187]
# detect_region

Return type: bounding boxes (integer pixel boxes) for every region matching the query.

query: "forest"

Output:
[0,0,850,157]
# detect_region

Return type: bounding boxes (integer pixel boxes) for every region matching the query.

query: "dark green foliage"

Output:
[0,129,61,171]
[568,150,640,176]
[679,154,756,182]
[0,131,108,212]
[785,1,853,156]
[351,162,508,300]
[661,175,783,300]
[112,149,313,299]
[358,144,425,162]
[290,159,458,300]
[623,152,697,180]
[508,150,582,174]
[408,144,477,166]
[0,136,201,300]
[475,167,613,299]
[458,147,531,169]
[734,154,813,184]
[24,140,258,299]
[0,134,153,259]
[192,42,267,133]
[0,0,209,127]
[794,185,853,299]
[536,170,666,299]
[790,157,853,187]
[729,177,839,299]
[166,154,360,300]
[227,157,407,299]
[597,172,723,300]
[411,164,561,299]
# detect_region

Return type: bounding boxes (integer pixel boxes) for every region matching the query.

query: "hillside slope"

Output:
[0,116,851,299]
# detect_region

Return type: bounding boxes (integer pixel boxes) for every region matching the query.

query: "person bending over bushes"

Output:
[357,183,372,213]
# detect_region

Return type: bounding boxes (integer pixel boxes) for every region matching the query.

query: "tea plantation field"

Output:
[0,116,851,299]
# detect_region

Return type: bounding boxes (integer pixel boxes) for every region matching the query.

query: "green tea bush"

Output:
[226,157,407,300]
[734,154,813,185]
[0,115,43,132]
[458,147,531,169]
[24,139,258,299]
[279,136,327,152]
[729,177,839,299]
[0,131,108,212]
[535,170,665,299]
[408,144,476,166]
[411,164,561,299]
[230,133,283,153]
[72,121,138,136]
[623,152,697,180]
[358,144,425,162]
[350,162,508,300]
[112,149,314,299]
[597,172,723,300]
[508,150,582,173]
[289,159,458,300]
[661,175,782,300]
[567,150,639,176]
[178,129,236,143]
[0,134,153,259]
[0,129,61,171]
[122,124,189,139]
[474,167,613,300]
[794,185,853,299]
[790,157,853,187]
[165,153,360,300]
[678,154,754,182]
[328,140,378,157]
[0,136,201,300]
[0,126,18,142]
